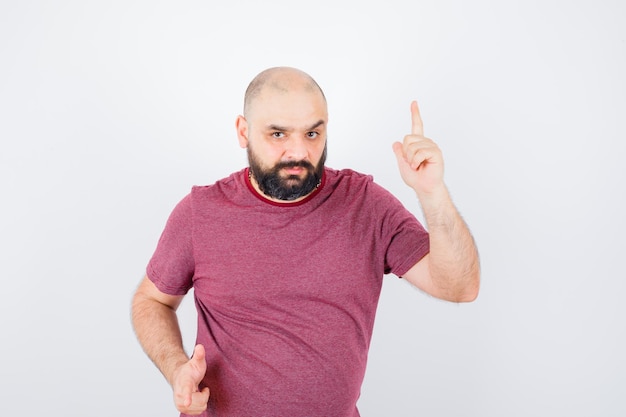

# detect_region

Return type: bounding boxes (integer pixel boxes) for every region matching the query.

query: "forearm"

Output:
[418,186,480,301]
[131,296,190,385]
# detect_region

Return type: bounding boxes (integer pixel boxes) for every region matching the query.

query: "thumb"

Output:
[191,344,205,360]
[191,344,206,370]
[392,141,406,165]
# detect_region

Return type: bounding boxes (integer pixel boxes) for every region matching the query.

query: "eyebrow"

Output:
[308,120,325,130]
[267,120,325,132]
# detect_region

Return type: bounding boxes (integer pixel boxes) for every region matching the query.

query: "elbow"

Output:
[453,270,480,303]
[454,286,479,303]
[438,270,480,303]
[445,287,479,303]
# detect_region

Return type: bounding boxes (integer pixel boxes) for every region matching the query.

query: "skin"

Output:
[237,67,329,202]
[131,281,208,415]
[131,67,480,415]
[392,101,480,302]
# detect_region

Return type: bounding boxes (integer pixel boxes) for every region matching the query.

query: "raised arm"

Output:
[392,101,480,302]
[131,276,210,414]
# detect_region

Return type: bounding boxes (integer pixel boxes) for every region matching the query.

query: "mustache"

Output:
[274,160,315,170]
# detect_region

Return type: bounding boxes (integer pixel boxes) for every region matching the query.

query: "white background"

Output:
[1,1,625,416]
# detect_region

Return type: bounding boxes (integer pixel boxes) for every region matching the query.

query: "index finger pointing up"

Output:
[411,100,424,136]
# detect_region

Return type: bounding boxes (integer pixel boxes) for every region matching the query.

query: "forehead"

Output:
[251,87,328,127]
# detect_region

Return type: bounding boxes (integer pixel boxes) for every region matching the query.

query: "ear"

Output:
[235,115,249,148]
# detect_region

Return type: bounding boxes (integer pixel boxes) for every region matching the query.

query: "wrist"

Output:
[415,184,450,208]
[164,354,191,386]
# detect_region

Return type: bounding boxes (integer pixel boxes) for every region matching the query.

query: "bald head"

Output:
[243,67,326,118]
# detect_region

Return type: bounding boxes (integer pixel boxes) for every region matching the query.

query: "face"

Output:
[237,83,328,201]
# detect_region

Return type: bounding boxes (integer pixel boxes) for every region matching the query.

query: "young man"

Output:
[131,66,480,416]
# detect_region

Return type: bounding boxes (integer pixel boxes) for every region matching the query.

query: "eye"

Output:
[272,132,285,139]
[306,131,319,139]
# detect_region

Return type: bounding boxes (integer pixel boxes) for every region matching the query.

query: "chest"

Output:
[190,204,386,312]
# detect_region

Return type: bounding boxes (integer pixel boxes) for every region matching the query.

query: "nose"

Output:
[283,135,309,161]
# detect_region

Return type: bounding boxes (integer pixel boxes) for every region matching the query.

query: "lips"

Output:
[283,166,305,175]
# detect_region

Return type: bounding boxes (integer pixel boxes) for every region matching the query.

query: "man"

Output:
[131,66,480,417]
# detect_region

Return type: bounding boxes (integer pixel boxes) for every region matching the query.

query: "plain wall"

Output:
[1,1,624,415]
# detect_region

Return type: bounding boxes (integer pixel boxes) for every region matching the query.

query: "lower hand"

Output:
[171,344,210,415]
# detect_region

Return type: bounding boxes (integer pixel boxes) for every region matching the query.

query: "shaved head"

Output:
[243,67,326,118]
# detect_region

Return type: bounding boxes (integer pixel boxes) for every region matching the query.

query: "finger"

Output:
[411,100,424,136]
[403,138,438,170]
[392,141,406,164]
[175,346,205,408]
[187,387,210,414]
[401,135,424,169]
[176,382,194,409]
[196,387,210,403]
[191,344,205,365]
[409,148,431,171]
[191,344,207,382]
[176,380,207,411]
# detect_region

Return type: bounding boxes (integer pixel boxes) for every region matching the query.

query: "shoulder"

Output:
[324,167,373,183]
[190,169,247,202]
[323,167,394,199]
[319,167,407,218]
[323,167,375,193]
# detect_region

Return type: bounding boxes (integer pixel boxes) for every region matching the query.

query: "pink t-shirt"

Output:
[147,167,429,417]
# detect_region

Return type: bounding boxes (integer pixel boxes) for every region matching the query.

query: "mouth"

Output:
[283,166,306,176]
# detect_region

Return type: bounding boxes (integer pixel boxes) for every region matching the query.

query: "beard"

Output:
[248,144,327,201]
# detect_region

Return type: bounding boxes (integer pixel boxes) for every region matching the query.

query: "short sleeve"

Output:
[378,188,430,277]
[146,193,195,295]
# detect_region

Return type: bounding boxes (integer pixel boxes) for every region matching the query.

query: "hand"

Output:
[392,101,445,196]
[171,344,210,415]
